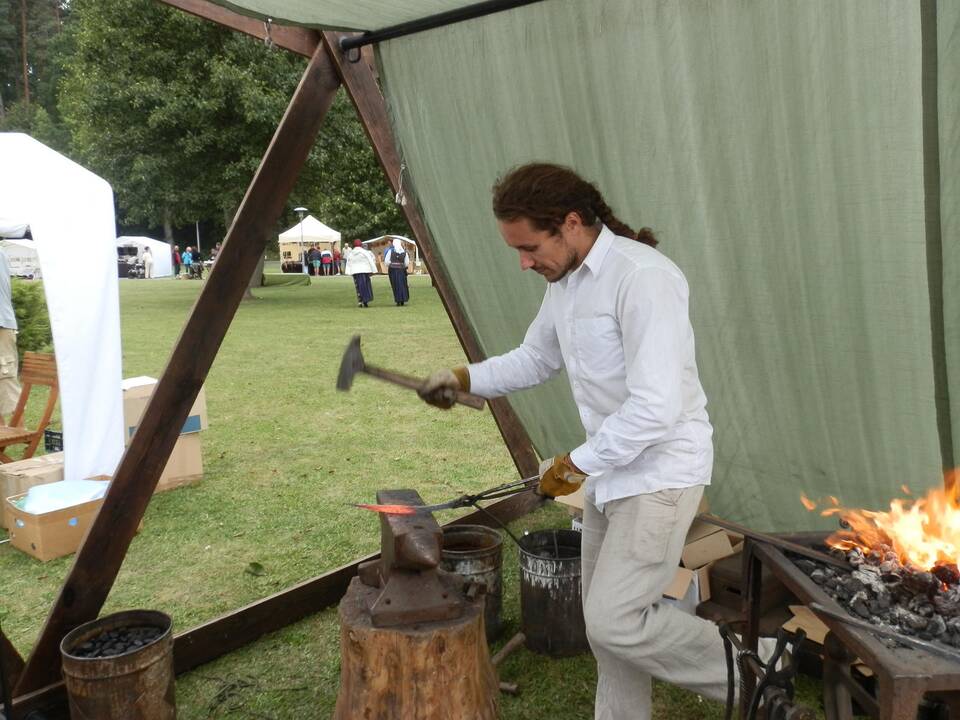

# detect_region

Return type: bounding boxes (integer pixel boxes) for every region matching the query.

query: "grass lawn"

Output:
[0,274,828,718]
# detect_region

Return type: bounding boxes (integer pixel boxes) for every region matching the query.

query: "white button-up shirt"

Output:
[468,225,713,508]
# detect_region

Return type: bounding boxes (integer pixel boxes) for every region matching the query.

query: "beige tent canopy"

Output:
[362,235,422,274]
[277,215,341,272]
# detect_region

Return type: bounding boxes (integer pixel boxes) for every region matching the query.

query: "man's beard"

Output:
[541,246,579,283]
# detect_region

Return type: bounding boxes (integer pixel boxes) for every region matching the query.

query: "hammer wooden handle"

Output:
[364,365,487,410]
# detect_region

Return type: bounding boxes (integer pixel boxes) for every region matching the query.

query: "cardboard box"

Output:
[782,605,828,645]
[0,452,65,530]
[6,475,145,561]
[663,565,712,614]
[156,433,203,493]
[6,485,104,562]
[681,526,737,569]
[122,376,208,445]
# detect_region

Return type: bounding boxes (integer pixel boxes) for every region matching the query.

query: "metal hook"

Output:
[263,18,274,49]
[339,34,366,63]
[395,162,408,207]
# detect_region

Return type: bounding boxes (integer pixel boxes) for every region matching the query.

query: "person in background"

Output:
[191,247,204,279]
[142,246,154,279]
[320,246,334,276]
[0,250,20,425]
[339,245,348,275]
[173,245,181,278]
[332,246,342,275]
[181,246,194,278]
[384,238,411,306]
[210,242,222,264]
[308,245,321,276]
[345,238,377,307]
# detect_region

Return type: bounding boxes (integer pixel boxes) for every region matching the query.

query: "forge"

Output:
[742,535,960,720]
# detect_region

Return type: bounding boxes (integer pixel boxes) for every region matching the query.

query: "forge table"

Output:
[741,537,960,720]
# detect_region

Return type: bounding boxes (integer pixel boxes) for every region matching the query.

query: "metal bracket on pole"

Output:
[338,0,547,53]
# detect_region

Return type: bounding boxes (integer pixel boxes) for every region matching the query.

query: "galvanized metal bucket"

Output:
[60,609,175,719]
[518,529,589,656]
[441,524,504,640]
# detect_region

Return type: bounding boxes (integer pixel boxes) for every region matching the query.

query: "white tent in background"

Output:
[1,238,42,279]
[278,215,341,245]
[0,133,124,483]
[0,219,29,238]
[277,215,341,272]
[116,236,174,277]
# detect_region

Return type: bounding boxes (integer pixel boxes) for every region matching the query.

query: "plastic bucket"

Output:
[518,529,589,656]
[61,609,175,719]
[441,524,504,640]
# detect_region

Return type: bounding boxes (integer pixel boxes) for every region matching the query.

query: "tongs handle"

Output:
[470,474,539,502]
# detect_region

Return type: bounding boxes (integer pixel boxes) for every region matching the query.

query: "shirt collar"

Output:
[579,224,615,276]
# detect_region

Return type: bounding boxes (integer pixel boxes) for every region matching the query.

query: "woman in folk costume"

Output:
[384,238,411,306]
[345,239,377,307]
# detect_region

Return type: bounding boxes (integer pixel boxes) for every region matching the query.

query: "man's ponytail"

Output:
[493,163,658,248]
[592,197,657,248]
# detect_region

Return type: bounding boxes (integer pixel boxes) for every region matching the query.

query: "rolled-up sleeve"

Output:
[570,268,688,474]
[467,292,563,398]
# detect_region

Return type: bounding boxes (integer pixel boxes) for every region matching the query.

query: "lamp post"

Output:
[294,206,308,274]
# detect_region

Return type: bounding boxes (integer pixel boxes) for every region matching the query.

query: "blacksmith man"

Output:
[420,162,727,719]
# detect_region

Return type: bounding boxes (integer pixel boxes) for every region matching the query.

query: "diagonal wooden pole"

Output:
[14,43,343,695]
[0,628,23,684]
[320,30,541,479]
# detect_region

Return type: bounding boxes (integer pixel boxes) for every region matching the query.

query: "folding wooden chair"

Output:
[0,352,58,463]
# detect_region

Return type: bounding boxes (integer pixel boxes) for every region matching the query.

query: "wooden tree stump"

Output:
[333,576,499,720]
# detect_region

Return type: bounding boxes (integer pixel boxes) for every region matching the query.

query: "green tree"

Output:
[57,0,408,246]
[292,91,410,242]
[59,0,302,238]
[0,0,70,155]
[0,0,65,114]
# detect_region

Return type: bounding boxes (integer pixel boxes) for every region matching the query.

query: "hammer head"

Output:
[336,335,365,391]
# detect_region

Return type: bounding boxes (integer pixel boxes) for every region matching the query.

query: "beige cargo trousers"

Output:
[581,485,730,720]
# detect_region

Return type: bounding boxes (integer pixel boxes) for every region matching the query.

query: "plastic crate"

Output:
[43,429,63,453]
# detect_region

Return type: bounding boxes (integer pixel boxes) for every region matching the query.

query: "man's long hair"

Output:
[492,163,657,247]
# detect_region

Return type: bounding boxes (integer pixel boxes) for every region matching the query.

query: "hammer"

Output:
[336,335,487,410]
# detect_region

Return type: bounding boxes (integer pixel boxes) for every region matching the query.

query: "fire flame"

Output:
[353,503,418,515]
[802,470,960,570]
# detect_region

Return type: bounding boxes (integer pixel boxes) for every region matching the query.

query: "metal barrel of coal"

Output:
[518,529,589,656]
[441,524,504,641]
[60,609,175,719]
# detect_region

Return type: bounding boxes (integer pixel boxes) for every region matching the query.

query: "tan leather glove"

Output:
[537,454,587,498]
[418,367,470,409]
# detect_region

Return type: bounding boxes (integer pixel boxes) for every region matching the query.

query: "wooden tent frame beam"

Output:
[5,1,542,712]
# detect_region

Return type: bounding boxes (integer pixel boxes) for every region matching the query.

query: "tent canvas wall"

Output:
[116,236,174,277]
[190,0,960,532]
[0,134,124,483]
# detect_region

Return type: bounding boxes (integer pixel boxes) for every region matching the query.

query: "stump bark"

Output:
[333,576,499,720]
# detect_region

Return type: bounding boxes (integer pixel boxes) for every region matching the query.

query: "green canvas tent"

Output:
[212,0,959,532]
